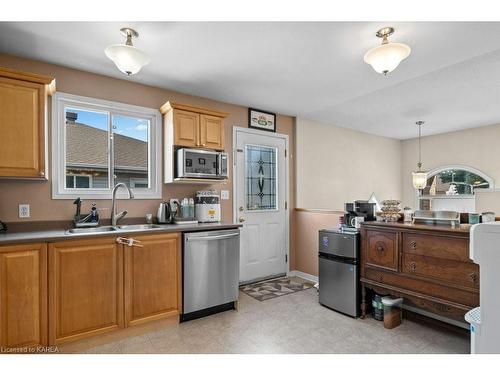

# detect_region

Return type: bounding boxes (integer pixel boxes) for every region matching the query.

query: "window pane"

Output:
[66,175,74,188]
[75,175,90,188]
[112,115,150,188]
[65,107,109,189]
[245,145,277,211]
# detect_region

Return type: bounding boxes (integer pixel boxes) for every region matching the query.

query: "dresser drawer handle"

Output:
[376,245,385,254]
[469,272,478,283]
[409,240,417,249]
[408,261,417,272]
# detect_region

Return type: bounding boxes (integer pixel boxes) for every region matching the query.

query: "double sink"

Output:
[67,224,165,235]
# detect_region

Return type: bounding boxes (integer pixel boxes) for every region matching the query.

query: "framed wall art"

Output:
[248,108,276,132]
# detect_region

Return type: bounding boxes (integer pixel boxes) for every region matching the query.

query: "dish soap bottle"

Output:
[189,198,195,218]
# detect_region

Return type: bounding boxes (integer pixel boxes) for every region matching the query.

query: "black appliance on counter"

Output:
[318,229,360,317]
[344,200,376,228]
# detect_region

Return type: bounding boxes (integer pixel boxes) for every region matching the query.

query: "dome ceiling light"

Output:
[364,27,411,75]
[105,27,150,76]
[412,120,428,191]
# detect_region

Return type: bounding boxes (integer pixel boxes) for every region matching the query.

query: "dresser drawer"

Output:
[364,268,479,307]
[403,233,469,262]
[365,230,399,271]
[402,253,479,290]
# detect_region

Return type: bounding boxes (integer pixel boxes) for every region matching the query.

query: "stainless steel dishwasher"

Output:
[181,229,240,321]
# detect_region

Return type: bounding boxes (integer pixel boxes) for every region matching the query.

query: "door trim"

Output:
[232,126,290,275]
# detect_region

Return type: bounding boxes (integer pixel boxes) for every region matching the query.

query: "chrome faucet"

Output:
[111,183,134,226]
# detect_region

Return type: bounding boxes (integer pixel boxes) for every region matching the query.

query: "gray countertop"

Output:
[0,222,242,245]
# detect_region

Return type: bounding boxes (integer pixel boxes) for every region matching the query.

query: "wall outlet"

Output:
[221,190,230,200]
[18,204,30,218]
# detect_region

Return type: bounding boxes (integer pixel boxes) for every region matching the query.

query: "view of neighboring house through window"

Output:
[53,92,161,199]
[65,108,150,190]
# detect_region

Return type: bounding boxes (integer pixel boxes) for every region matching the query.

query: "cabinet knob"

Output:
[39,171,45,177]
[408,261,417,272]
[239,217,245,223]
[202,143,206,147]
[409,240,417,249]
[375,245,385,254]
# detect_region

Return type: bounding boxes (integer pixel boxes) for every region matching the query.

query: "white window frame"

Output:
[52,92,162,199]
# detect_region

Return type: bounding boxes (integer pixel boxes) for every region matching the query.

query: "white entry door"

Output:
[234,127,288,284]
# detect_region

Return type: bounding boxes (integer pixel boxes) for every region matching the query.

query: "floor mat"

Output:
[240,277,314,301]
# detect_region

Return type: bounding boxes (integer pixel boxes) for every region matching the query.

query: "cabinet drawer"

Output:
[402,253,479,290]
[365,230,399,271]
[364,268,479,307]
[403,233,469,262]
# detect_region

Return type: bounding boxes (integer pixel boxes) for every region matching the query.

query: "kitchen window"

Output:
[52,92,162,199]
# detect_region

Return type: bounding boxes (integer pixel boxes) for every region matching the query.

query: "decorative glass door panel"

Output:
[245,144,277,211]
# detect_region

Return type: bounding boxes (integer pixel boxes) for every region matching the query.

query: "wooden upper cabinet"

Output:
[0,243,47,349]
[0,67,55,179]
[124,233,181,327]
[200,114,225,150]
[174,110,200,148]
[161,101,227,151]
[48,238,123,346]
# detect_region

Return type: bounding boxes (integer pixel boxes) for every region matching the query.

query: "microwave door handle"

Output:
[217,154,222,177]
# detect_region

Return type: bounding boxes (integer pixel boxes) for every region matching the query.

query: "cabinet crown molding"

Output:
[160,101,228,118]
[0,66,56,95]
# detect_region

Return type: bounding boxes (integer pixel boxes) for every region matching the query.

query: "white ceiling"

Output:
[1,22,500,139]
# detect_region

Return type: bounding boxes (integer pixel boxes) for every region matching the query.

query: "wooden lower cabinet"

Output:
[124,233,181,326]
[48,238,124,346]
[0,243,47,349]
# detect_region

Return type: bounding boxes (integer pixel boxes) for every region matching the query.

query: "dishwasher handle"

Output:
[186,233,239,242]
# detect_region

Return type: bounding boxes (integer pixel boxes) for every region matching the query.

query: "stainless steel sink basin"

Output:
[117,224,164,231]
[67,226,118,234]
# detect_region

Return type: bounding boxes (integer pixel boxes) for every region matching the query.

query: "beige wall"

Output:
[296,118,402,210]
[294,210,341,276]
[401,123,500,209]
[0,52,296,255]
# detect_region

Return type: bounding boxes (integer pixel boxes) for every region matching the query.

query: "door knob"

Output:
[239,217,245,223]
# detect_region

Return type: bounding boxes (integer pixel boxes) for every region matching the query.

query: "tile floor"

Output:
[83,284,470,354]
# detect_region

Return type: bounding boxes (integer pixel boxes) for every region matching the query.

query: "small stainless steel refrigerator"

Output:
[318,229,360,317]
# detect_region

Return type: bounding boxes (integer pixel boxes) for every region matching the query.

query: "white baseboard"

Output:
[288,270,318,283]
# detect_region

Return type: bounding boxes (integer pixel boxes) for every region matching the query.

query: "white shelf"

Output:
[167,178,228,185]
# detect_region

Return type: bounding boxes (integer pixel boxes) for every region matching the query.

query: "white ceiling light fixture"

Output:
[412,120,428,190]
[105,27,150,76]
[364,27,411,75]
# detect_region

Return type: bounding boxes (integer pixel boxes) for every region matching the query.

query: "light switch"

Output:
[19,204,30,218]
[221,190,230,200]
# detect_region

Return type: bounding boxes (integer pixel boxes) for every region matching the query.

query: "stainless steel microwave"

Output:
[176,148,228,180]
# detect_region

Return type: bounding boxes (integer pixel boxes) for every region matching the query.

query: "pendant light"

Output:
[364,27,411,75]
[412,121,428,190]
[105,28,150,76]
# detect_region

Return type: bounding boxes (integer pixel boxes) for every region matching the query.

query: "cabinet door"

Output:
[48,238,123,345]
[173,110,200,147]
[200,114,225,150]
[365,230,399,272]
[0,243,47,349]
[0,77,46,178]
[124,233,181,326]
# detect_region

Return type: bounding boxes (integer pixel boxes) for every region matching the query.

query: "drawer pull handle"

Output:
[409,240,417,249]
[408,261,417,272]
[469,272,478,283]
[376,245,385,254]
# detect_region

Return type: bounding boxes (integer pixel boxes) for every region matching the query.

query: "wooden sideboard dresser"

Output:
[360,221,479,326]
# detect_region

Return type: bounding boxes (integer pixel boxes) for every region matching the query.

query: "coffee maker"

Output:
[344,200,376,228]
